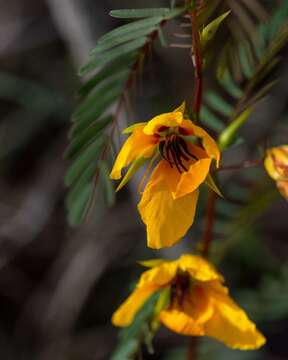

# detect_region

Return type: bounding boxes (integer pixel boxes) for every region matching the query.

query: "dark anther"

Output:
[171,272,190,306]
[171,136,188,172]
[178,137,198,161]
[159,135,198,173]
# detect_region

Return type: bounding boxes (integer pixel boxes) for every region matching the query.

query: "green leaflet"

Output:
[205,92,234,116]
[110,8,173,19]
[80,37,147,75]
[74,72,128,118]
[200,11,230,51]
[218,107,252,150]
[219,71,243,99]
[65,116,113,159]
[71,88,121,135]
[91,26,158,55]
[109,7,184,20]
[67,183,92,225]
[65,136,105,186]
[205,173,223,198]
[99,160,115,206]
[78,54,136,97]
[200,106,225,132]
[98,17,163,44]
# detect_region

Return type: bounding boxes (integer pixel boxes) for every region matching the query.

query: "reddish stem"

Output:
[201,190,217,257]
[190,8,202,119]
[187,337,198,360]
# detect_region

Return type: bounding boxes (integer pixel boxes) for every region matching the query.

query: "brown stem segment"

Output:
[187,337,198,360]
[190,7,202,120]
[201,190,217,257]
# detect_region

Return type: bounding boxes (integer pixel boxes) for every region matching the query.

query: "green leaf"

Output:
[99,160,115,206]
[110,8,172,19]
[98,17,163,44]
[205,174,223,198]
[80,37,147,76]
[238,43,254,79]
[67,183,92,225]
[200,106,225,133]
[74,72,128,118]
[205,92,233,116]
[78,54,135,97]
[91,26,158,55]
[71,88,121,136]
[65,115,112,159]
[200,11,230,51]
[66,159,98,209]
[65,136,104,186]
[219,71,243,99]
[218,107,252,150]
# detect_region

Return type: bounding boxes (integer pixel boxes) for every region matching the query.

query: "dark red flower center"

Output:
[159,134,198,173]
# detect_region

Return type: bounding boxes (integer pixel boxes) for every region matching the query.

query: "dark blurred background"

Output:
[0,0,288,359]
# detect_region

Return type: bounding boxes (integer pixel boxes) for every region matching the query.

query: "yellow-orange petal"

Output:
[192,124,220,166]
[143,112,183,135]
[264,146,288,181]
[160,309,205,336]
[160,285,213,336]
[174,158,212,199]
[138,160,199,249]
[181,120,220,166]
[277,179,288,200]
[122,122,147,134]
[204,288,266,350]
[112,285,157,327]
[177,254,223,282]
[110,127,157,180]
[137,261,178,288]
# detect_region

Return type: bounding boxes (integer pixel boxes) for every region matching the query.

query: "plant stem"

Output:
[190,7,202,120]
[201,190,217,257]
[187,337,198,360]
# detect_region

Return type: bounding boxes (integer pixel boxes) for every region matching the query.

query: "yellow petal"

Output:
[112,285,157,327]
[160,285,213,336]
[160,309,205,336]
[138,160,199,249]
[174,158,212,199]
[122,122,147,134]
[110,127,157,180]
[277,179,288,200]
[112,260,178,327]
[173,101,186,114]
[177,254,223,282]
[143,112,183,135]
[264,146,288,180]
[191,123,221,166]
[138,261,178,288]
[204,287,266,350]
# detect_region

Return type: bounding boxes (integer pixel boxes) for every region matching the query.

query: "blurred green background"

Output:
[0,0,287,359]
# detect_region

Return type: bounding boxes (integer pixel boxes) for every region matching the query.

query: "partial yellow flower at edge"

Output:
[264,145,288,200]
[112,254,266,350]
[110,103,221,249]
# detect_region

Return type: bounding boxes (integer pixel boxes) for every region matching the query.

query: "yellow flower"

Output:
[112,255,266,350]
[110,103,220,249]
[264,145,288,200]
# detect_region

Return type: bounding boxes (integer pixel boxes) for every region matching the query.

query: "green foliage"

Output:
[111,293,159,360]
[200,3,288,146]
[65,6,184,225]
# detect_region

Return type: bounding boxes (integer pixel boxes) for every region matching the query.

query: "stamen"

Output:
[171,136,188,172]
[178,137,198,161]
[158,135,199,173]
